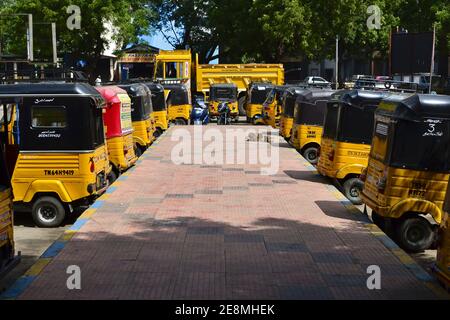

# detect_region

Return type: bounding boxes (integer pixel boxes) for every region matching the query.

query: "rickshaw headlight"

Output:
[360,168,368,182]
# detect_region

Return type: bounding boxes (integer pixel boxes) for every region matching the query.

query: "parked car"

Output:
[304,76,331,87]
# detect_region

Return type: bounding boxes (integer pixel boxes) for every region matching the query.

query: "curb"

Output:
[0,129,170,300]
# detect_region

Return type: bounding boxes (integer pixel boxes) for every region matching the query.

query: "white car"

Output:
[304,76,330,86]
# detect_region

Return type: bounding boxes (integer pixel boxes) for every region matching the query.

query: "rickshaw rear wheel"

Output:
[32,196,66,228]
[175,118,187,125]
[397,216,435,253]
[303,147,319,164]
[134,145,143,158]
[343,178,364,205]
[153,128,163,138]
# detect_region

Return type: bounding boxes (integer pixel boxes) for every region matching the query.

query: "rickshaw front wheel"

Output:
[343,178,364,205]
[32,196,66,228]
[397,216,435,253]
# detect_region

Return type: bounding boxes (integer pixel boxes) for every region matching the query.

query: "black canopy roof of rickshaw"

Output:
[0,82,102,96]
[143,82,165,93]
[118,83,148,97]
[332,89,391,108]
[294,89,335,125]
[249,82,275,90]
[377,93,450,121]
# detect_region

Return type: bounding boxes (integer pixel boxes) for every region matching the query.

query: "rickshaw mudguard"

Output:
[22,180,72,203]
[133,135,148,149]
[335,164,366,180]
[388,198,443,224]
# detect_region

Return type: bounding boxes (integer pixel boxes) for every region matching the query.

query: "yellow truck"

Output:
[153,49,284,115]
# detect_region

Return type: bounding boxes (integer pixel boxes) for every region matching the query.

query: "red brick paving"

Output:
[18,126,446,299]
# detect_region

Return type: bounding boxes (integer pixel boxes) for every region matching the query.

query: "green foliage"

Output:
[0,0,154,79]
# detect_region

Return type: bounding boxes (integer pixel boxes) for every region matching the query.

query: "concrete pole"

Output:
[335,35,339,90]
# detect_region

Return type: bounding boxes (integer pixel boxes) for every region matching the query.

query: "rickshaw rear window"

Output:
[390,120,450,171]
[151,92,166,111]
[297,101,327,126]
[212,88,236,100]
[31,106,67,128]
[168,90,188,106]
[323,105,339,138]
[338,105,375,144]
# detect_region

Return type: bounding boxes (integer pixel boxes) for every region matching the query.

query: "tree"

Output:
[0,0,155,81]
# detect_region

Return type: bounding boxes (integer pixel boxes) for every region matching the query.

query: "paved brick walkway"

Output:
[15,126,447,299]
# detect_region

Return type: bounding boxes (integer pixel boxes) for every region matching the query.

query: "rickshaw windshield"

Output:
[389,119,450,171]
[264,89,276,104]
[323,103,339,139]
[250,87,271,104]
[0,104,13,125]
[338,104,376,144]
[283,96,297,117]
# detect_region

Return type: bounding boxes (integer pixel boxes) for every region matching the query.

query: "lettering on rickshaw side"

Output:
[408,181,427,198]
[348,151,369,157]
[44,170,75,176]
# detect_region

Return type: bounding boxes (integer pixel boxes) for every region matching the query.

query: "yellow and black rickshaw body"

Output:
[163,83,191,125]
[144,82,168,137]
[118,83,155,155]
[0,83,111,227]
[262,85,289,128]
[290,89,334,164]
[209,83,239,120]
[434,192,449,290]
[317,90,390,205]
[361,93,450,252]
[246,83,274,125]
[279,87,310,139]
[0,116,18,274]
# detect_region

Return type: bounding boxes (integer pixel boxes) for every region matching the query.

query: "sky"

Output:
[143,32,219,64]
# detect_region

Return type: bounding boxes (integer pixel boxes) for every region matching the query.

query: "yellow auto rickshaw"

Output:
[209,83,239,121]
[163,83,191,125]
[434,185,450,290]
[290,89,335,164]
[262,85,289,128]
[279,87,309,140]
[0,104,17,273]
[246,82,274,125]
[361,93,450,252]
[97,86,138,181]
[317,90,390,205]
[144,82,168,137]
[118,83,155,156]
[0,83,111,227]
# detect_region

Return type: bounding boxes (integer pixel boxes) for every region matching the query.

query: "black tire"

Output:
[396,216,435,253]
[31,196,66,228]
[303,147,319,164]
[134,145,143,158]
[342,178,364,205]
[175,118,187,125]
[107,170,118,185]
[154,128,163,138]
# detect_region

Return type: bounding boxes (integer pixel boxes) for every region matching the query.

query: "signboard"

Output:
[391,32,433,74]
[119,53,155,63]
